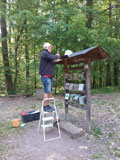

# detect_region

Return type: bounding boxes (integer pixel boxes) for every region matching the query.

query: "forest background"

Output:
[0,0,120,95]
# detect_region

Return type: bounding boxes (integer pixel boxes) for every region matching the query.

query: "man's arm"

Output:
[42,51,58,60]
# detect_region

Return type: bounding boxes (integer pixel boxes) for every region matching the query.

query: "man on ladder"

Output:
[39,42,60,112]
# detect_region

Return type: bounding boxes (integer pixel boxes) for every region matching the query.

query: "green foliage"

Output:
[0,0,120,95]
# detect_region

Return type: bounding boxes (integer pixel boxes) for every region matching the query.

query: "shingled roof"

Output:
[55,46,110,65]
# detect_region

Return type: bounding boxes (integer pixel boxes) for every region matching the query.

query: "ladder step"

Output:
[42,117,54,121]
[43,110,55,114]
[41,123,53,128]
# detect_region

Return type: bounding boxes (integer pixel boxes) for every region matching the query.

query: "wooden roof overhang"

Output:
[55,46,110,65]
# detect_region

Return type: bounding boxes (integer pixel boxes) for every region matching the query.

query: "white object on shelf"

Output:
[84,64,88,69]
[65,50,73,56]
[78,84,85,91]
[69,94,75,101]
[79,96,86,106]
[73,94,80,103]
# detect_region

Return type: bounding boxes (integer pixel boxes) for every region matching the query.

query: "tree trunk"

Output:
[13,27,23,93]
[113,61,118,86]
[99,61,102,88]
[106,0,112,86]
[106,60,111,86]
[0,0,13,94]
[92,62,96,89]
[33,44,36,89]
[113,1,119,86]
[85,0,93,50]
[86,0,93,28]
[24,18,30,93]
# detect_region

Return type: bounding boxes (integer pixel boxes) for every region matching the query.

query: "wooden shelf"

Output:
[66,90,86,95]
[68,102,86,110]
[65,79,85,83]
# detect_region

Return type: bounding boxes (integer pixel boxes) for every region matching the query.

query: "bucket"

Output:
[11,118,21,127]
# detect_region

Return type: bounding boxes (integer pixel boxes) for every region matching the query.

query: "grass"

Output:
[1,86,120,97]
[91,86,120,94]
[92,125,103,139]
[58,102,63,107]
[115,152,120,157]
[0,120,24,138]
[86,136,90,140]
[30,104,36,110]
[0,144,6,156]
[108,133,113,138]
[91,152,103,159]
[55,86,120,95]
[0,121,12,137]
[95,100,107,106]
[112,147,120,158]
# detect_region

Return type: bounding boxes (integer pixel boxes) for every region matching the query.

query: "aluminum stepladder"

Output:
[38,98,61,142]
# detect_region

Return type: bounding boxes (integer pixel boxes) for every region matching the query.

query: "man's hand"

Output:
[56,53,60,58]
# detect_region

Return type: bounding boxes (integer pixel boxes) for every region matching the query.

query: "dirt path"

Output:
[0,94,120,160]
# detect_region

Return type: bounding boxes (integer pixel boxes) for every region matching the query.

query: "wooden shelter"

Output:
[55,46,110,130]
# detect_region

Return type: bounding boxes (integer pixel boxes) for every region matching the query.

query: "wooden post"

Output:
[64,60,68,121]
[85,60,91,131]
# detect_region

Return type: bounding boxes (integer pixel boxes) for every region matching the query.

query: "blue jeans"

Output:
[40,77,53,94]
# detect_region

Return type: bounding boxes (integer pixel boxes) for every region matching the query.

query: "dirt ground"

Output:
[0,94,120,160]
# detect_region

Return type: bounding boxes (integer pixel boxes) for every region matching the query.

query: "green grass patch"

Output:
[108,133,113,138]
[0,121,12,137]
[91,86,120,94]
[0,121,24,138]
[115,152,120,157]
[30,104,36,110]
[86,136,90,140]
[57,102,63,108]
[113,147,120,152]
[92,125,103,138]
[91,152,103,159]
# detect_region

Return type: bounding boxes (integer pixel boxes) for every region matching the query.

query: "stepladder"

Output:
[38,98,61,142]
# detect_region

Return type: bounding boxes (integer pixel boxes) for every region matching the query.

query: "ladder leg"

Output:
[38,111,42,132]
[38,100,44,132]
[54,100,61,138]
[43,120,46,141]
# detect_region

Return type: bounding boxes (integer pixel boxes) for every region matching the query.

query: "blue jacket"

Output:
[39,49,58,76]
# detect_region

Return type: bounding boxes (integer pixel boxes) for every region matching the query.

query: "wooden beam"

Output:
[66,65,84,71]
[66,90,86,95]
[85,60,91,131]
[64,60,68,121]
[68,102,86,110]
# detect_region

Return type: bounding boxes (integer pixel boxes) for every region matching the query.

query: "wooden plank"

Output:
[67,90,86,94]
[64,60,68,121]
[66,65,84,71]
[55,46,110,65]
[68,102,86,110]
[85,60,91,131]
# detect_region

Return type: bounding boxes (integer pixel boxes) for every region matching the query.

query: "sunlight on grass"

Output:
[91,86,120,94]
